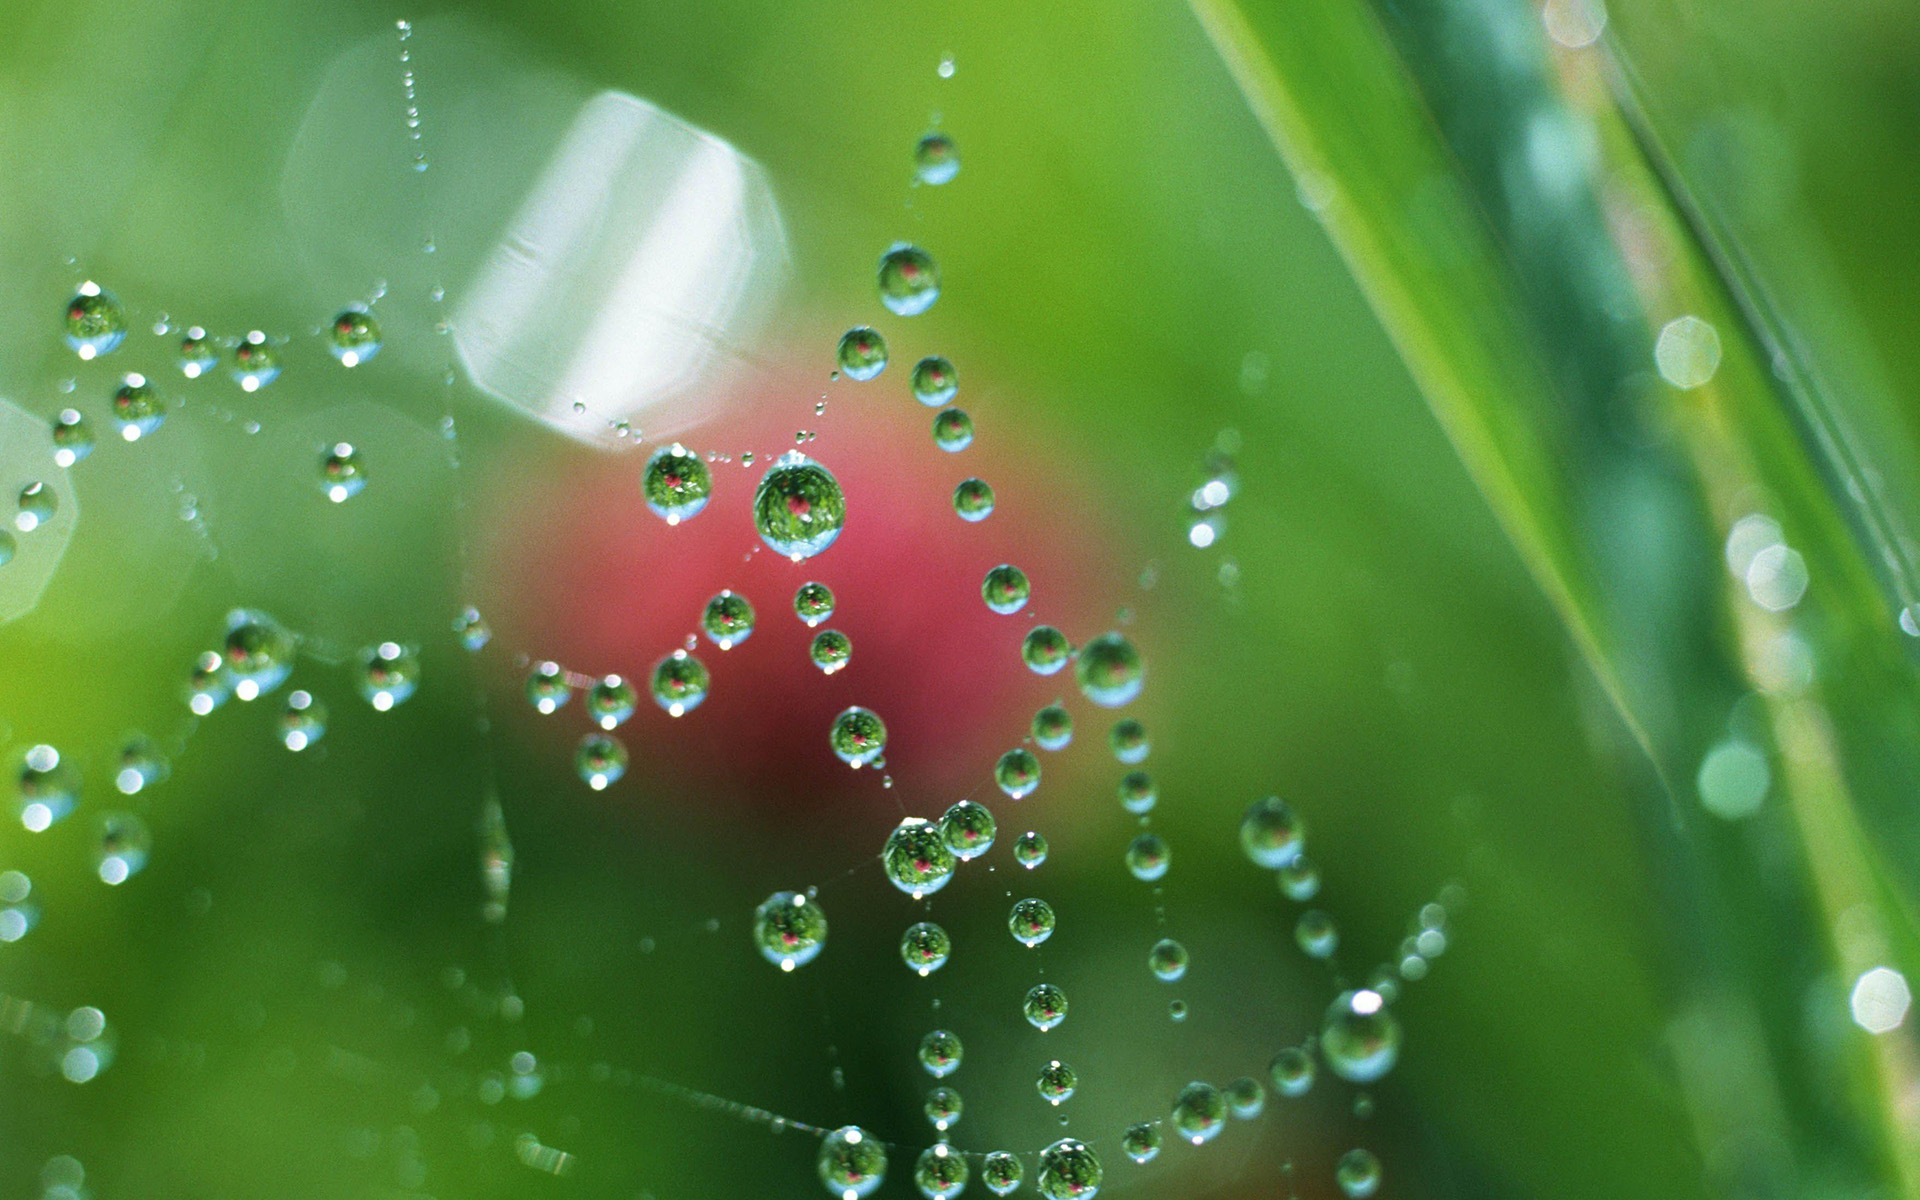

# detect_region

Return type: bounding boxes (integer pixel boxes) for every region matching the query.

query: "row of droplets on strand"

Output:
[8,42,1418,1200]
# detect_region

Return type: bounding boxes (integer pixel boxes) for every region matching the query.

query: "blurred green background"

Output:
[0,0,1916,1198]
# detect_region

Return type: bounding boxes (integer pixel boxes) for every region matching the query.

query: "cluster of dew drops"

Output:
[3,74,1460,1200]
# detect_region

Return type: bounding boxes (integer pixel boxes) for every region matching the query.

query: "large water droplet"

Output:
[918,1029,962,1077]
[953,478,995,522]
[1024,983,1068,1031]
[1120,1123,1161,1164]
[1118,771,1156,814]
[915,132,959,185]
[281,690,327,751]
[912,357,959,406]
[878,244,940,316]
[643,444,713,525]
[810,629,853,674]
[587,675,637,729]
[321,443,366,502]
[358,642,420,710]
[901,921,952,975]
[1269,1046,1315,1096]
[65,284,126,359]
[981,1151,1022,1196]
[1125,833,1169,882]
[932,408,973,452]
[1225,1077,1265,1119]
[923,1088,964,1131]
[651,651,710,717]
[996,748,1040,799]
[1074,633,1142,707]
[702,590,756,649]
[837,326,888,381]
[817,1126,885,1199]
[18,745,78,831]
[914,1142,966,1198]
[1239,795,1304,868]
[328,307,383,367]
[51,409,93,467]
[1170,1082,1226,1145]
[1109,719,1149,763]
[940,799,996,860]
[112,374,164,441]
[575,733,628,789]
[1036,1059,1077,1104]
[1014,831,1048,869]
[830,706,887,767]
[1021,627,1070,675]
[1336,1148,1381,1198]
[982,564,1031,614]
[755,452,847,560]
[232,331,282,391]
[1148,938,1188,981]
[1320,990,1401,1082]
[884,817,957,898]
[755,890,828,970]
[223,609,295,700]
[1009,898,1056,947]
[1036,1138,1102,1200]
[526,661,572,714]
[794,581,836,626]
[15,483,57,533]
[1031,705,1073,750]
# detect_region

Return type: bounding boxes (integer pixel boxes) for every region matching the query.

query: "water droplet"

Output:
[940,799,996,860]
[1296,909,1338,958]
[1036,1059,1077,1104]
[951,478,995,522]
[837,327,888,380]
[878,244,941,317]
[51,409,93,467]
[232,331,282,391]
[454,606,492,651]
[1279,857,1320,900]
[1031,705,1073,751]
[911,357,959,406]
[112,374,165,440]
[643,444,713,524]
[919,1029,963,1077]
[359,642,421,710]
[115,737,168,793]
[1024,983,1068,1031]
[18,745,78,831]
[1125,833,1169,882]
[1170,1082,1225,1145]
[1225,1077,1265,1119]
[1169,999,1189,1021]
[885,817,957,897]
[1121,1122,1161,1164]
[1148,937,1188,981]
[1117,771,1156,814]
[1108,719,1148,763]
[329,307,383,367]
[901,921,952,975]
[651,651,710,716]
[187,650,233,714]
[223,609,295,699]
[829,706,887,767]
[755,452,847,560]
[65,284,126,358]
[755,891,829,970]
[281,690,327,751]
[1240,796,1304,868]
[793,582,836,627]
[818,1126,886,1198]
[178,327,217,378]
[1010,898,1056,947]
[1075,633,1142,707]
[932,408,973,452]
[575,733,628,789]
[1269,1046,1315,1096]
[981,1151,1022,1196]
[1021,626,1071,675]
[586,676,637,729]
[1321,990,1400,1082]
[1036,1138,1101,1200]
[982,564,1031,614]
[1014,830,1048,869]
[322,442,366,502]
[937,54,956,78]
[915,132,960,185]
[15,482,56,533]
[526,662,572,713]
[96,811,150,884]
[1336,1148,1381,1198]
[914,1141,967,1196]
[702,590,757,648]
[996,748,1040,799]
